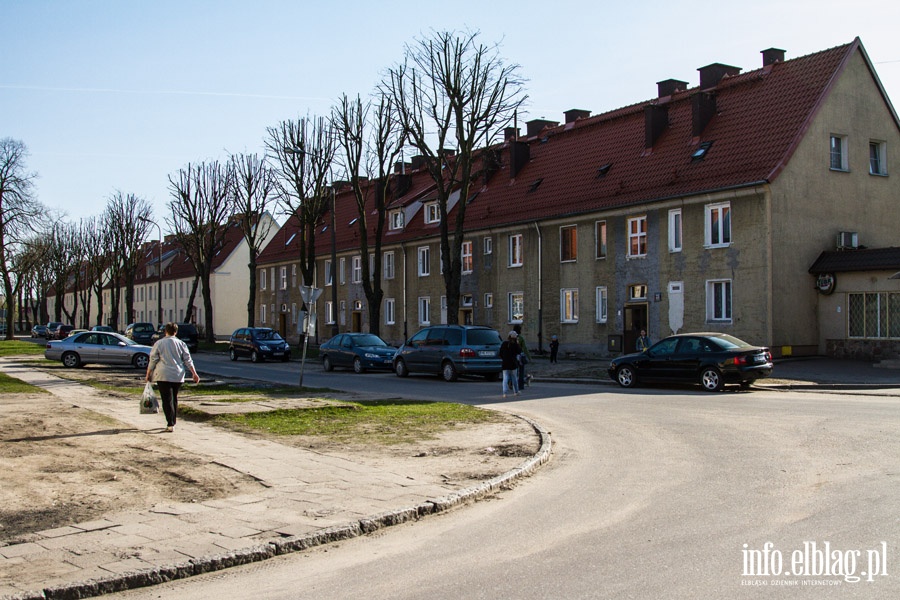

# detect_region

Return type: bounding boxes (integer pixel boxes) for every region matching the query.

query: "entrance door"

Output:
[623,303,648,354]
[351,311,362,333]
[279,314,287,339]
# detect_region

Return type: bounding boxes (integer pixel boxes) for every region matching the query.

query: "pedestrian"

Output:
[549,335,560,363]
[146,322,200,432]
[499,331,520,398]
[637,328,652,352]
[513,324,531,388]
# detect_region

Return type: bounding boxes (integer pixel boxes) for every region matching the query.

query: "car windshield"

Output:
[133,324,154,333]
[466,329,502,345]
[254,330,284,341]
[710,334,755,350]
[353,334,388,347]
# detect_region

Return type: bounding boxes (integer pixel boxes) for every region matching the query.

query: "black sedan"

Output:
[320,333,397,373]
[608,333,773,391]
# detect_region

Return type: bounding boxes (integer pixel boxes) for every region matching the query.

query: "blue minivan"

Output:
[393,325,503,382]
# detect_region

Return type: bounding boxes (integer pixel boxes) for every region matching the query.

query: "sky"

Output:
[3,0,899,231]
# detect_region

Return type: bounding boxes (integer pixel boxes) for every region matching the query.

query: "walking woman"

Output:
[499,331,521,398]
[146,322,200,432]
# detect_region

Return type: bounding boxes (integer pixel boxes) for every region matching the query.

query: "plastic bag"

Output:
[140,382,159,414]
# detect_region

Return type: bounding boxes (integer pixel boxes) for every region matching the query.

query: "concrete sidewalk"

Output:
[0,363,551,600]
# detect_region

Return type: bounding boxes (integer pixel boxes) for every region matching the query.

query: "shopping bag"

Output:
[140,382,159,414]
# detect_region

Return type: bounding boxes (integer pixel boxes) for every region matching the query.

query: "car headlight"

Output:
[259,344,270,351]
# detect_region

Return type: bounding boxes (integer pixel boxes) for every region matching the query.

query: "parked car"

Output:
[150,323,199,352]
[124,322,156,345]
[45,331,152,369]
[67,329,89,338]
[320,333,397,373]
[608,332,774,392]
[91,325,115,333]
[393,325,503,382]
[228,328,291,362]
[54,325,75,339]
[31,324,48,338]
[45,322,63,339]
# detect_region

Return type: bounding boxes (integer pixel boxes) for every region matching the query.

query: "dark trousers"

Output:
[157,381,182,427]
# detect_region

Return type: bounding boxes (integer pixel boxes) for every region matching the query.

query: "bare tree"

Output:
[82,216,113,327]
[167,161,234,342]
[265,116,336,289]
[105,192,153,329]
[0,138,43,338]
[228,153,277,327]
[46,221,80,323]
[383,30,527,325]
[332,92,405,336]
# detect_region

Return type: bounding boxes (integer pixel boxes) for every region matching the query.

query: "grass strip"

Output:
[0,371,48,394]
[0,340,46,357]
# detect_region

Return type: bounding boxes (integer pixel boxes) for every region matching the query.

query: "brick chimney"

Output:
[504,127,519,141]
[410,155,427,171]
[761,48,786,66]
[564,109,591,123]
[644,104,669,149]
[692,92,717,137]
[698,63,741,89]
[657,79,688,98]
[526,119,558,137]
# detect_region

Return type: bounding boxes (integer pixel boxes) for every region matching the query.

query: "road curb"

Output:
[4,414,552,600]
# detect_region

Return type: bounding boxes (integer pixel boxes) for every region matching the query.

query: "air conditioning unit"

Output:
[836,231,858,250]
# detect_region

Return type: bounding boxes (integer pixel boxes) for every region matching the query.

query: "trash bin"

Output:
[608,334,623,353]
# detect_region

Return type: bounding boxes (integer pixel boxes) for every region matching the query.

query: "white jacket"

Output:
[148,335,194,383]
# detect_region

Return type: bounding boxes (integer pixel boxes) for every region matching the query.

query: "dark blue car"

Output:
[320,333,397,373]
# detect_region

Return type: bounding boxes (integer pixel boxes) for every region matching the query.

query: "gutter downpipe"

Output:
[533,221,543,354]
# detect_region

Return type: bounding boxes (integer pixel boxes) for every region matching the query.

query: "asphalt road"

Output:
[108,358,900,599]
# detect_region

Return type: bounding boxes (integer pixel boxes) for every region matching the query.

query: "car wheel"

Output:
[441,361,459,382]
[323,355,334,371]
[700,367,724,392]
[62,352,82,368]
[229,348,238,361]
[353,357,365,374]
[133,353,149,369]
[395,358,409,377]
[251,351,261,363]
[616,365,637,388]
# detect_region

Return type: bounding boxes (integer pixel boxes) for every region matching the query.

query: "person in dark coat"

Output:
[499,331,520,398]
[549,335,560,363]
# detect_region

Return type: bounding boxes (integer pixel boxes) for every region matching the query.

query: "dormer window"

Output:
[424,202,440,224]
[389,209,404,230]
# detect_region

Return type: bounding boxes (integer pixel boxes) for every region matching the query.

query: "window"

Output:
[629,284,648,301]
[509,234,523,267]
[595,286,608,323]
[484,293,493,308]
[384,298,395,325]
[325,301,335,325]
[339,258,346,285]
[595,220,607,259]
[260,269,267,290]
[270,269,274,292]
[508,292,524,323]
[627,216,647,257]
[292,264,297,287]
[484,236,493,255]
[705,202,732,247]
[292,303,297,324]
[280,266,287,289]
[324,260,333,286]
[384,251,395,279]
[870,141,887,175]
[668,209,682,252]
[707,280,732,322]
[561,289,579,323]
[424,202,440,224]
[389,209,404,230]
[260,303,267,324]
[462,241,473,273]
[560,225,577,262]
[418,296,431,324]
[830,134,849,171]
[848,292,900,338]
[418,246,430,276]
[351,256,362,283]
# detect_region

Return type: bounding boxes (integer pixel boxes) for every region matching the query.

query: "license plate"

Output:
[478,351,495,357]
[753,354,766,364]
[273,352,283,356]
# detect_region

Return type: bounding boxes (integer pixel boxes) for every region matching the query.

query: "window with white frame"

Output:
[292,303,297,324]
[339,258,346,284]
[462,241,473,273]
[389,209,404,230]
[508,291,524,322]
[706,279,732,322]
[668,209,682,252]
[424,202,440,224]
[384,298,396,325]
[484,292,493,308]
[484,236,493,255]
[260,269,267,290]
[351,255,362,283]
[509,234,523,267]
[384,251,395,279]
[260,303,267,324]
[418,246,430,276]
[595,286,608,323]
[280,266,287,289]
[269,268,274,291]
[627,216,647,257]
[830,134,849,171]
[324,260,333,286]
[560,225,577,262]
[418,296,431,324]
[292,264,297,287]
[595,220,607,259]
[561,288,579,323]
[705,202,732,247]
[325,301,335,324]
[870,140,887,175]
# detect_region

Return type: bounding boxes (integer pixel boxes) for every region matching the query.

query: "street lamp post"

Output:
[139,217,163,326]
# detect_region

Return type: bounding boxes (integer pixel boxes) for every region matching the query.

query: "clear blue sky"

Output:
[3,0,899,229]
